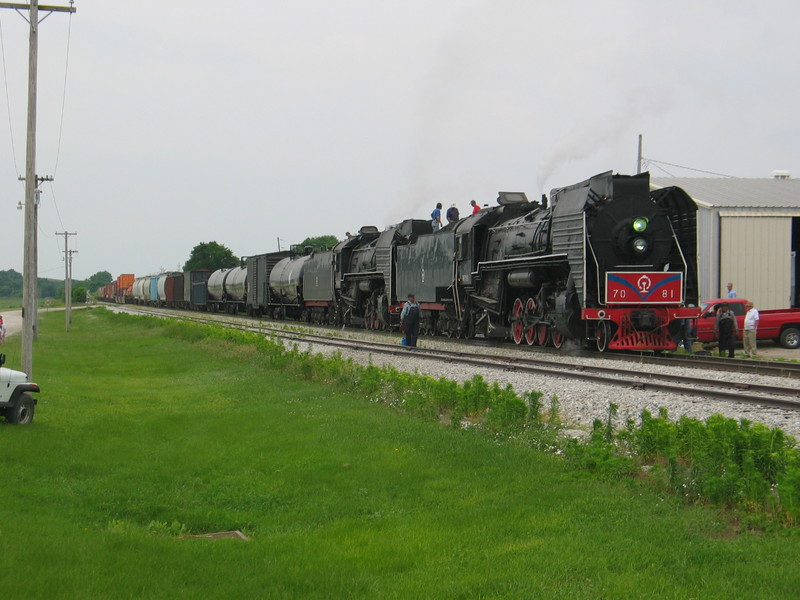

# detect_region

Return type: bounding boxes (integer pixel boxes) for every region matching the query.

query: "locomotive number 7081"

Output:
[605,272,684,305]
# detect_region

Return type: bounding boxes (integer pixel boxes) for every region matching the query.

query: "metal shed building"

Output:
[650,176,800,309]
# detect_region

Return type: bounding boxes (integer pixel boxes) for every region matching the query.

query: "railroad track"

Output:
[615,350,800,380]
[116,305,800,412]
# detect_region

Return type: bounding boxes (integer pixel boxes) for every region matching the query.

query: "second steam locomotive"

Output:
[102,171,700,352]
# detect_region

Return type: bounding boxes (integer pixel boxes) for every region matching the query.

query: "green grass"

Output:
[0,296,64,311]
[1,309,799,599]
[0,296,21,310]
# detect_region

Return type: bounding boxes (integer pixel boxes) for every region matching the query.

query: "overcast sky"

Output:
[1,1,798,281]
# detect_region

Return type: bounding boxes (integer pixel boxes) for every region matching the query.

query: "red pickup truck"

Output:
[695,298,800,349]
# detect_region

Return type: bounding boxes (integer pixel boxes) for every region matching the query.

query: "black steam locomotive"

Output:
[118,171,699,351]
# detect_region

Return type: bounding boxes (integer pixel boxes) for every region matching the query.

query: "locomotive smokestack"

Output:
[541,194,548,210]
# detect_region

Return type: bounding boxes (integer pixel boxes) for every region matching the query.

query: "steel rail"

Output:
[257,327,800,411]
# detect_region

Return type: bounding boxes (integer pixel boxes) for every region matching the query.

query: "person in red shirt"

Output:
[470,199,480,215]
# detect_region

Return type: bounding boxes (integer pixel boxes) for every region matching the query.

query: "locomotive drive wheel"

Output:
[552,329,564,349]
[6,393,35,425]
[536,310,550,347]
[511,297,524,345]
[524,298,536,346]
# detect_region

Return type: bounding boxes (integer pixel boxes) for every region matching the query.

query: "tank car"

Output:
[267,248,315,320]
[131,276,149,305]
[207,266,248,313]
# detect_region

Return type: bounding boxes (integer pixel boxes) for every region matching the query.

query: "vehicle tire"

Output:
[6,393,35,425]
[779,327,800,349]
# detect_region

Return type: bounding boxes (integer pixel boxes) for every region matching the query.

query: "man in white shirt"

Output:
[743,301,759,357]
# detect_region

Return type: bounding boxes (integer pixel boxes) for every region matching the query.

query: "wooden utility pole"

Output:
[0,2,76,377]
[20,176,53,341]
[67,248,77,326]
[56,231,77,331]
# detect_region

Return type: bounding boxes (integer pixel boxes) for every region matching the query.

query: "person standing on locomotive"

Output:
[446,203,460,224]
[400,294,421,348]
[431,203,443,231]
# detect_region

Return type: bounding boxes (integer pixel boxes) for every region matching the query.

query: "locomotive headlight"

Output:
[632,217,649,233]
[632,237,648,254]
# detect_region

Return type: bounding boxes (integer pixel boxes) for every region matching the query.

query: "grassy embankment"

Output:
[0,308,799,599]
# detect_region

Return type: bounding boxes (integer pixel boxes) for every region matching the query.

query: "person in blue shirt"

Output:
[726,282,737,298]
[431,203,443,231]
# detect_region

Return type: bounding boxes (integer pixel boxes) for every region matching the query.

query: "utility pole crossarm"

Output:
[0,3,76,12]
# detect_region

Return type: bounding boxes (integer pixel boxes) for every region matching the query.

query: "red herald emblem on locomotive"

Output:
[606,272,683,304]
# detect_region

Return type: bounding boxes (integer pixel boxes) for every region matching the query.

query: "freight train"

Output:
[98,171,700,352]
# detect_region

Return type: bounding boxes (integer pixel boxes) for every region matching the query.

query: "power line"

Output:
[642,158,736,178]
[51,0,73,175]
[0,14,20,175]
[45,178,64,229]
[645,161,676,178]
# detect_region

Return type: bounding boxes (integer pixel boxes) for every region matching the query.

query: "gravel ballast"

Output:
[289,328,800,439]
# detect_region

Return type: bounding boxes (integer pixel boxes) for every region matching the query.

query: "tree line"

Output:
[0,269,111,302]
[0,236,339,302]
[182,237,339,271]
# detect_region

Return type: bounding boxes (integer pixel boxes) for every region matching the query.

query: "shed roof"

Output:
[649,177,800,209]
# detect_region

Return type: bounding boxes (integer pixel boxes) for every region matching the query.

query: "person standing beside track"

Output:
[715,303,737,358]
[743,301,759,358]
[674,314,694,354]
[400,294,421,349]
